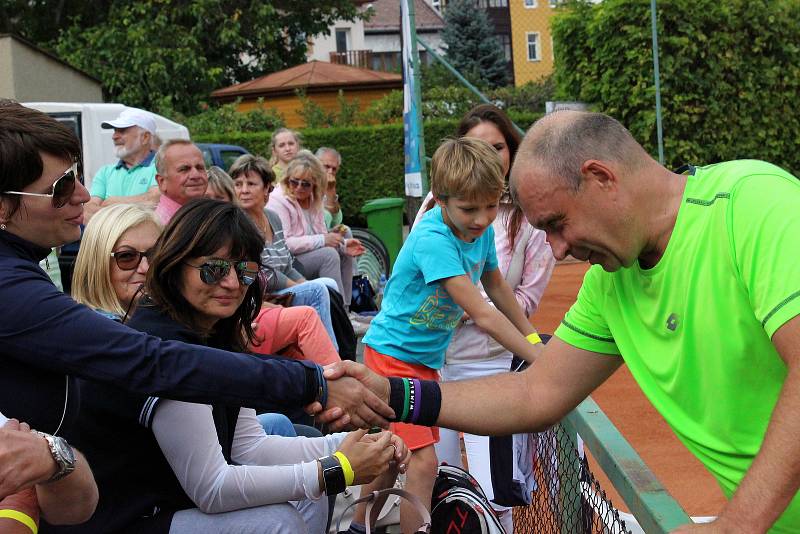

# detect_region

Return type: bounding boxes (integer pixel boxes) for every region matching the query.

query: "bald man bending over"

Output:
[329,111,800,533]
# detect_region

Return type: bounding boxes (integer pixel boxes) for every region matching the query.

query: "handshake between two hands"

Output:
[304,360,392,432]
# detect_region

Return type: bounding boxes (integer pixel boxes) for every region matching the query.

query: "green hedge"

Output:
[194,111,541,225]
[552,0,800,174]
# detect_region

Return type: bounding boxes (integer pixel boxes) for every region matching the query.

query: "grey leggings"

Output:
[169,497,327,534]
[294,244,354,306]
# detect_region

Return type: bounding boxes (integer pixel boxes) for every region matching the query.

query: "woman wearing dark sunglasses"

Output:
[267,150,365,308]
[72,203,161,319]
[59,198,410,533]
[0,102,395,527]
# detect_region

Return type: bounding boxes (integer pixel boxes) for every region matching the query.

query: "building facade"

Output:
[0,34,102,102]
[509,0,560,85]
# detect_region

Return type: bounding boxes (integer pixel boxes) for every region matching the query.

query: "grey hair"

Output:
[155,138,195,175]
[517,112,643,191]
[315,147,341,164]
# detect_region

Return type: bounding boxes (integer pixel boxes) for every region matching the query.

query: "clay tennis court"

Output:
[530,261,726,519]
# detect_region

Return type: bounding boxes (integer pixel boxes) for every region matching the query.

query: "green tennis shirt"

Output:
[556,160,800,530]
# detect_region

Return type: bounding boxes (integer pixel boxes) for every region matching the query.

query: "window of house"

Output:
[499,33,512,61]
[549,0,559,6]
[335,29,348,54]
[524,0,537,8]
[526,32,540,61]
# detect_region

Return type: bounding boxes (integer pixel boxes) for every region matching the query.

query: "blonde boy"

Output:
[357,137,543,533]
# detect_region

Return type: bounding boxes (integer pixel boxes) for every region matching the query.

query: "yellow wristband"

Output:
[333,451,355,486]
[0,509,38,534]
[526,332,543,345]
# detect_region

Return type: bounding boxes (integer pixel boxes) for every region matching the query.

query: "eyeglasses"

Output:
[2,162,80,209]
[288,178,313,190]
[110,247,154,270]
[185,259,259,286]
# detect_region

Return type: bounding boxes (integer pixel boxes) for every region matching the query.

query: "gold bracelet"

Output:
[0,509,38,534]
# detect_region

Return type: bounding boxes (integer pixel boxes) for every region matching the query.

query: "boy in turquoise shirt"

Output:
[356,138,543,533]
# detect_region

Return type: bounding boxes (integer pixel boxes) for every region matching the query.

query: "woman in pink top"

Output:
[267,150,364,307]
[414,105,556,534]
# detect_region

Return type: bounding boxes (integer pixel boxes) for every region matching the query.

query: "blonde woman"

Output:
[205,166,237,203]
[72,203,161,319]
[269,128,301,180]
[267,150,364,307]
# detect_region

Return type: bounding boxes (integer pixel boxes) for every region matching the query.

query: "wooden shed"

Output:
[210,60,401,128]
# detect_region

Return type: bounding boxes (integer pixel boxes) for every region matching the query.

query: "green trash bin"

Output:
[361,197,405,270]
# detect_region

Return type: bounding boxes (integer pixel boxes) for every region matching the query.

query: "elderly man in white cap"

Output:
[85,108,160,220]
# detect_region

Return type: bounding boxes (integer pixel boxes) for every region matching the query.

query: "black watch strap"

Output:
[319,455,346,495]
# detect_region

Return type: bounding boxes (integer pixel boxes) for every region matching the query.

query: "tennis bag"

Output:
[431,465,506,534]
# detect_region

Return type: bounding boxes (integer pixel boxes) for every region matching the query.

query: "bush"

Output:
[194,112,542,225]
[552,0,800,174]
[175,100,285,137]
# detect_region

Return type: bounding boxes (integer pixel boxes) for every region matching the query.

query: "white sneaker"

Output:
[348,312,370,336]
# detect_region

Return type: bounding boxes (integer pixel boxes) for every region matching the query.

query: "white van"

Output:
[22,102,190,190]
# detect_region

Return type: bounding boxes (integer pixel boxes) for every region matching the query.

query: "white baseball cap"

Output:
[101,108,157,134]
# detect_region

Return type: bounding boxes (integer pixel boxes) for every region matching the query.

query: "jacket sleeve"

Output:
[0,260,321,410]
[269,196,326,254]
[514,227,556,316]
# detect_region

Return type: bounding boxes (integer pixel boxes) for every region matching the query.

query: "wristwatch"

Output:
[34,431,76,482]
[318,455,346,495]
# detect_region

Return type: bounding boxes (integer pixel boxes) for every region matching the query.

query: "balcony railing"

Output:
[329,50,373,69]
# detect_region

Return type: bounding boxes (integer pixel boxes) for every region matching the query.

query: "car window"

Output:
[222,149,246,172]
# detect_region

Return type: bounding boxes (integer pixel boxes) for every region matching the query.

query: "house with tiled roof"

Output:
[307,0,445,72]
[210,60,401,128]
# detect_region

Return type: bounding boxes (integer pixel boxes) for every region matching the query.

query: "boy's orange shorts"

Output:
[364,345,440,451]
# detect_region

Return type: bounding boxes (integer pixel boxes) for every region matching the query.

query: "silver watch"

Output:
[34,431,76,482]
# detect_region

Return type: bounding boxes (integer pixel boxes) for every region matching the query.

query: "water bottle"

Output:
[377,273,387,308]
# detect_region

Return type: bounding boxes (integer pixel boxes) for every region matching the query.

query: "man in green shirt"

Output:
[328,111,800,532]
[85,108,160,221]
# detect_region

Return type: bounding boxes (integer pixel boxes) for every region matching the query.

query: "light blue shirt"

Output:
[90,151,157,200]
[363,206,498,369]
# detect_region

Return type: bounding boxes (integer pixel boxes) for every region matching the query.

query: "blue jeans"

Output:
[276,278,339,350]
[257,413,297,437]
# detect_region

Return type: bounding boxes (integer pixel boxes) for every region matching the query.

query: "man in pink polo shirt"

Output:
[154,139,209,224]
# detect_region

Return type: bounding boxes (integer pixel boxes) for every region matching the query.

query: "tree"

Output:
[551,0,800,174]
[27,0,363,114]
[440,0,509,89]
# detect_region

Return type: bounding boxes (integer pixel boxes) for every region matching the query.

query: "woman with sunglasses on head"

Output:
[267,150,365,309]
[56,198,410,533]
[411,104,556,533]
[0,102,395,524]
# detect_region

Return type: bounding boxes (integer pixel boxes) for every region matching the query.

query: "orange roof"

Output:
[211,60,401,100]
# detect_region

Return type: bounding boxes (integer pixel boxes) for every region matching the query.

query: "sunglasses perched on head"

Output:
[2,162,80,209]
[110,247,154,270]
[185,259,259,286]
[288,178,313,190]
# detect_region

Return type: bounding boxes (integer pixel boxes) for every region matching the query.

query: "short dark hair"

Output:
[0,100,81,217]
[145,198,264,350]
[228,154,274,188]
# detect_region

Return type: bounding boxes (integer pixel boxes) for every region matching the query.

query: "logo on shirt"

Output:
[666,313,679,331]
[410,287,461,330]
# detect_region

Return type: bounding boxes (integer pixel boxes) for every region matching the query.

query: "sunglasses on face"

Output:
[185,259,259,286]
[3,162,80,209]
[110,247,154,270]
[288,178,313,190]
